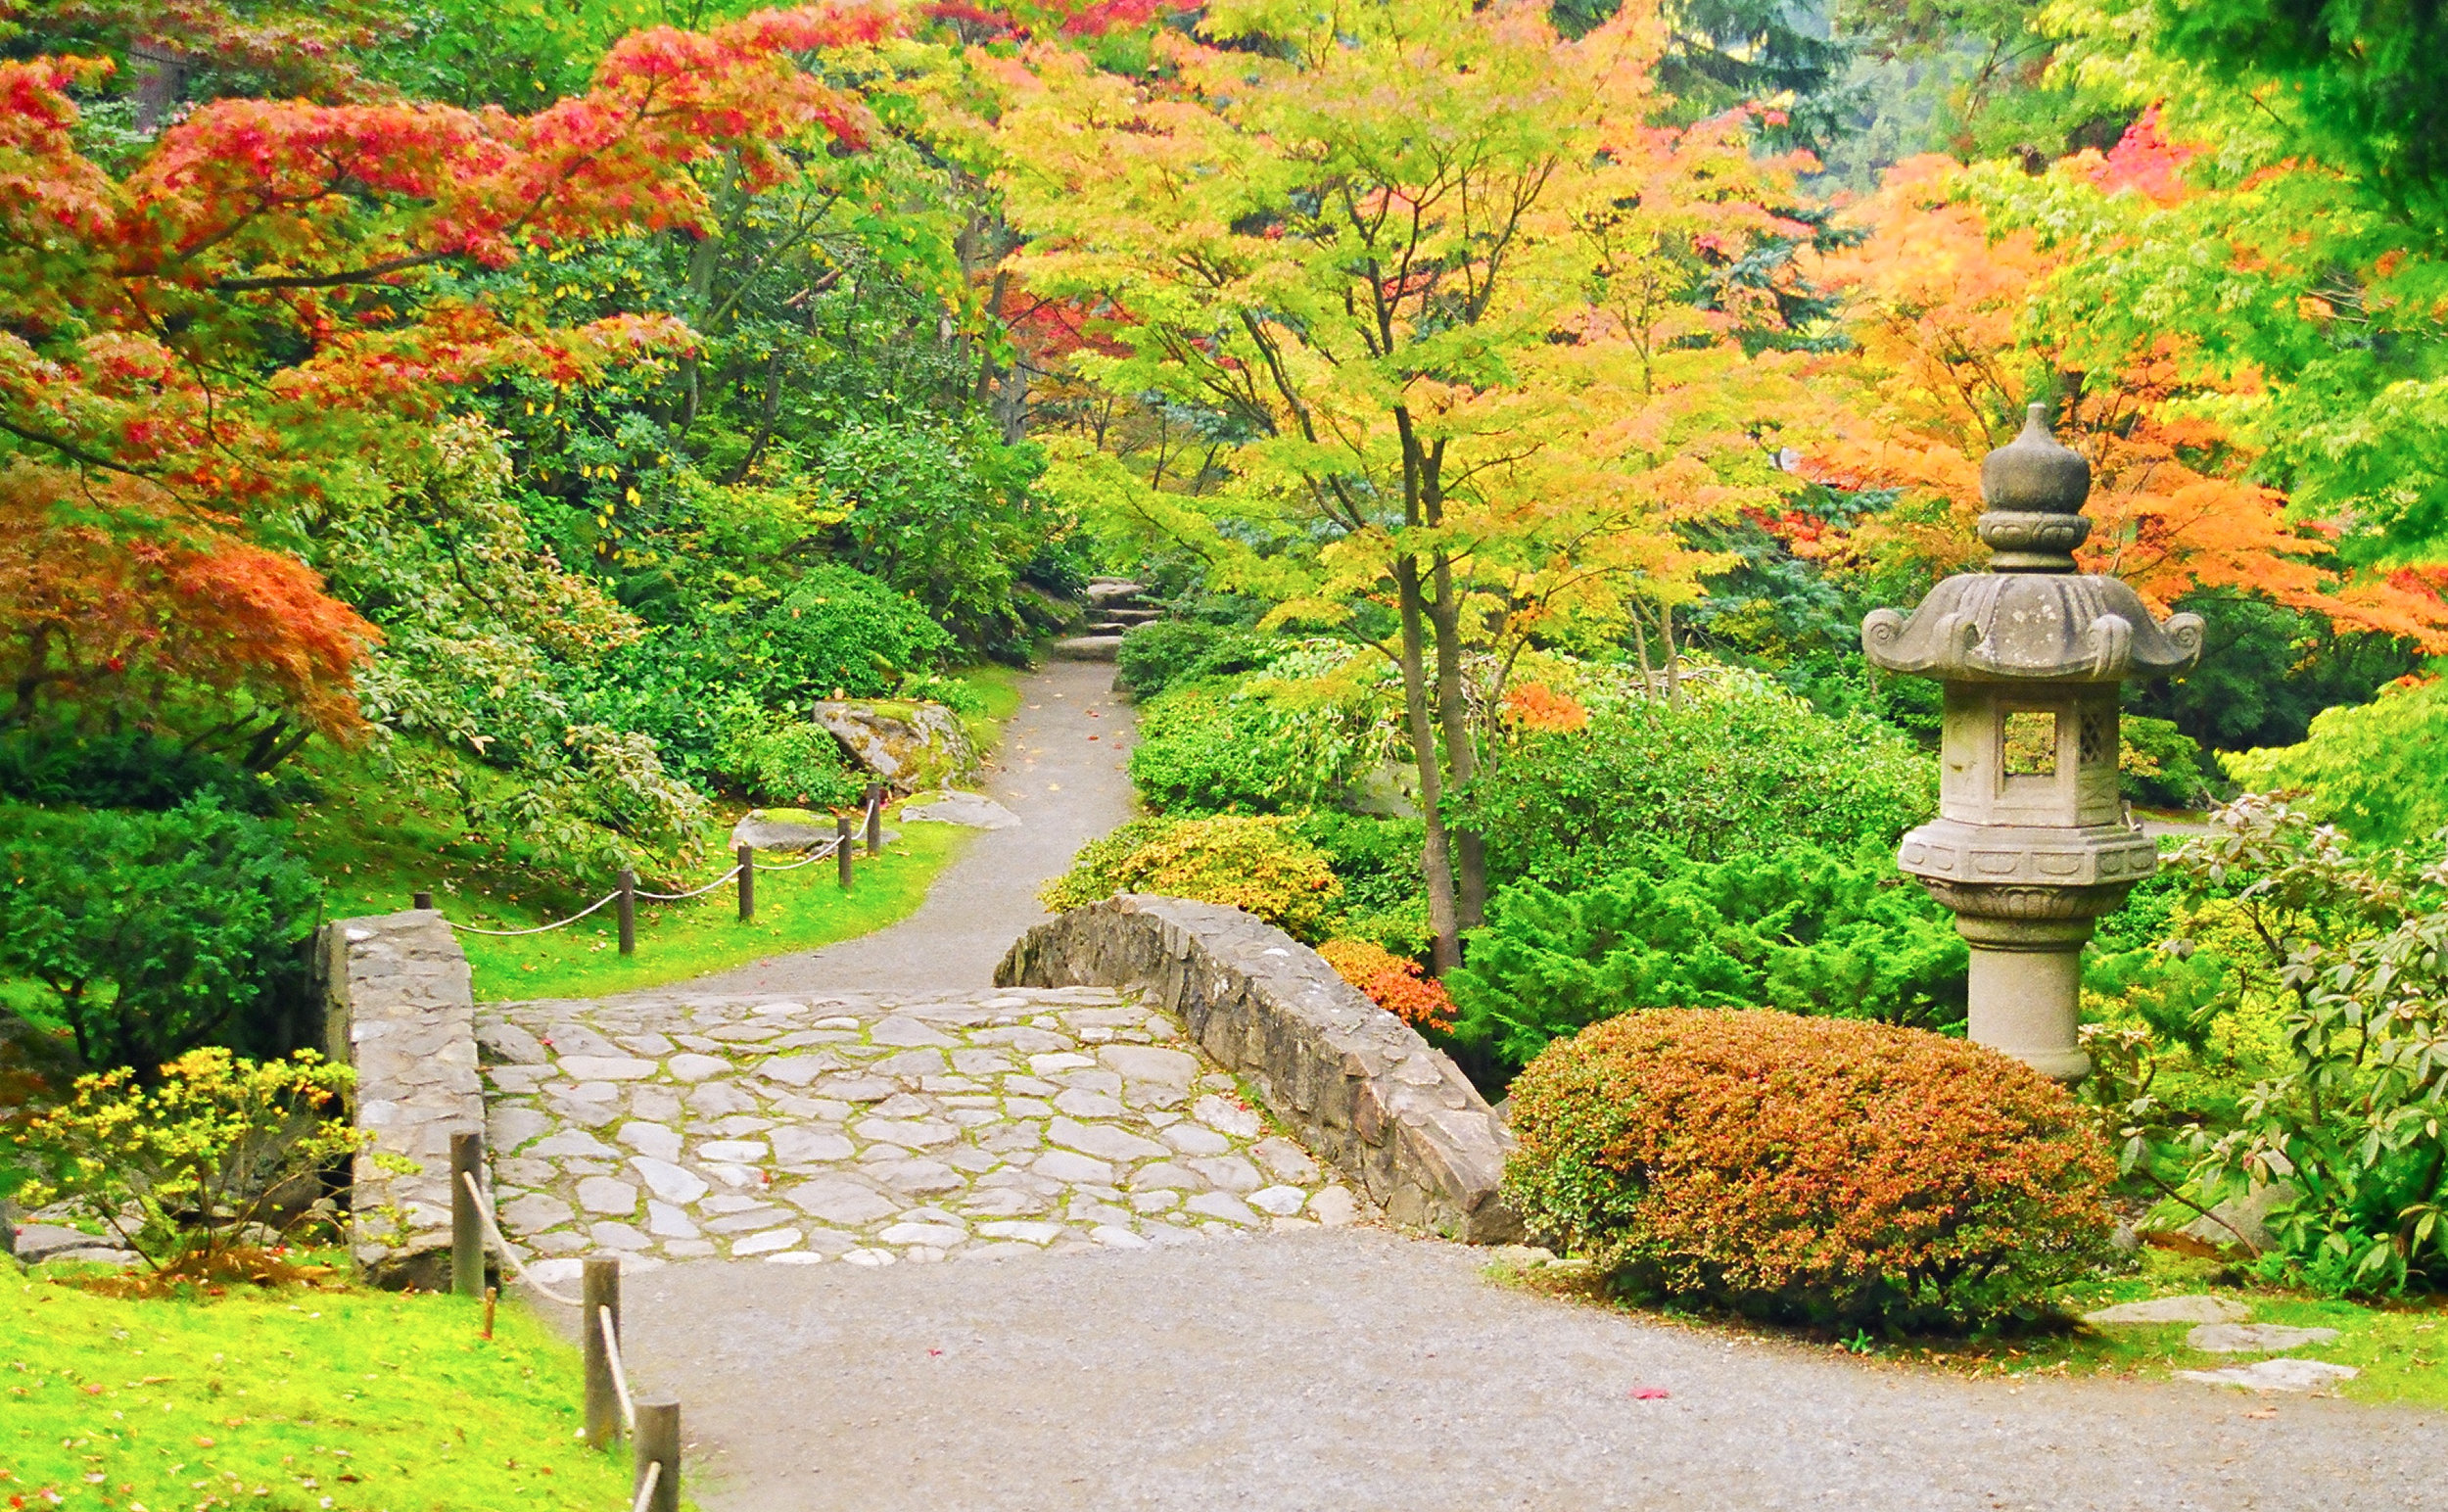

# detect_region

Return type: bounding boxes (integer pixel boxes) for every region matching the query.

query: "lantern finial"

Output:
[1976,402,2092,571]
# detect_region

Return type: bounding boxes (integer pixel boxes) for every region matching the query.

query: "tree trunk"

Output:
[1430,552,1485,930]
[1396,554,1462,973]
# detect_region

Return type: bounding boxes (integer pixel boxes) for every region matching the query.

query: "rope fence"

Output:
[452,1129,681,1512]
[413,784,889,956]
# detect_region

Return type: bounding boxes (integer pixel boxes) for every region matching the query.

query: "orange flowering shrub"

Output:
[1504,1010,2115,1329]
[1317,938,1455,1032]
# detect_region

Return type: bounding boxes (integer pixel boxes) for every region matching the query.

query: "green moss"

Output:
[0,1275,685,1510]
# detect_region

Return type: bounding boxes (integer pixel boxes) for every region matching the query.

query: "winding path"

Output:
[670,657,1138,996]
[538,659,2447,1510]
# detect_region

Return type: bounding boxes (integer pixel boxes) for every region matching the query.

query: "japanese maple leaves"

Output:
[0,5,897,743]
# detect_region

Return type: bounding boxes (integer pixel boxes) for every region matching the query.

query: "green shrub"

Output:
[594,563,951,782]
[1129,676,1381,816]
[0,731,284,814]
[1113,621,1271,699]
[2170,796,2448,1294]
[0,798,323,1074]
[1504,1010,2117,1329]
[820,417,1049,657]
[896,670,987,718]
[1041,814,1342,940]
[2120,714,2219,811]
[711,703,867,809]
[1445,843,1966,1077]
[2224,677,2448,851]
[1457,671,1934,889]
[1296,811,1434,957]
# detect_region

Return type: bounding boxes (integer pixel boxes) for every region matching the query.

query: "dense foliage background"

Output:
[6,0,2448,1302]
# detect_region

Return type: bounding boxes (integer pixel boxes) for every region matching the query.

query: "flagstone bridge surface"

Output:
[475,985,1361,1280]
[457,659,2447,1511]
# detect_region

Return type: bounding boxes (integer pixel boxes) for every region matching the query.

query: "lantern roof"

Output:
[1860,402,2205,684]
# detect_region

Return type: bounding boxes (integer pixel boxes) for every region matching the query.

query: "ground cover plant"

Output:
[0,1278,653,1511]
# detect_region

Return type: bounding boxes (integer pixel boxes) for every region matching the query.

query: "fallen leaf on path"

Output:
[1630,1387,1670,1400]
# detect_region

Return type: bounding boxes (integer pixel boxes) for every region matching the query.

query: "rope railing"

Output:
[415,785,886,956]
[453,1132,680,1512]
[634,864,744,902]
[599,1305,637,1434]
[460,1167,583,1305]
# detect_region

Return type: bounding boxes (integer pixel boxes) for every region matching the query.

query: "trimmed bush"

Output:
[1457,671,1933,889]
[1113,621,1271,699]
[1505,1010,2116,1329]
[1040,814,1342,940]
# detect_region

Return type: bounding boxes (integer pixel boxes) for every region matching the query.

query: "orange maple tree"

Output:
[0,4,898,756]
[1803,118,2448,649]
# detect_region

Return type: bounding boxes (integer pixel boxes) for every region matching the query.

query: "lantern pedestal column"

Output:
[1933,895,2128,1082]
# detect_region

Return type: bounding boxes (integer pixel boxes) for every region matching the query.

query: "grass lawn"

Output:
[310,810,973,1003]
[0,1270,677,1512]
[285,666,1025,1001]
[1499,1245,2448,1408]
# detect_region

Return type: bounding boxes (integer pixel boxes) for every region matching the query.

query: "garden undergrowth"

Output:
[0,1267,683,1511]
[1491,1246,2448,1410]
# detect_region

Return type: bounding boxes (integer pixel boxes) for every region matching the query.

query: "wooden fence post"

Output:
[449,1130,485,1299]
[634,1395,681,1512]
[836,815,854,890]
[865,783,883,856]
[736,843,755,923]
[617,869,636,956]
[583,1256,622,1449]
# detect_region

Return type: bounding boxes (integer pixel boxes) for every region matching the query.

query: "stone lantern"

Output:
[1861,403,2205,1079]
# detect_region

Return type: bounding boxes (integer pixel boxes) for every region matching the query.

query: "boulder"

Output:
[2084,1294,2249,1326]
[902,790,1021,829]
[731,810,843,852]
[813,700,980,793]
[2183,1177,2296,1252]
[2188,1323,2341,1353]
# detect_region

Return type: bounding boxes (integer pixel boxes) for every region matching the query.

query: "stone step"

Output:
[1051,635,1120,662]
[1096,607,1161,625]
[1085,580,1149,605]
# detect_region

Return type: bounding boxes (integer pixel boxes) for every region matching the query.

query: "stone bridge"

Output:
[324,897,1513,1285]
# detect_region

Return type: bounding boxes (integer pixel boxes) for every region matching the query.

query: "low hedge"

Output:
[1504,1010,2115,1330]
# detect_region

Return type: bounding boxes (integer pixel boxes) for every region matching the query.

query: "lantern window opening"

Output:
[2001,708,2061,780]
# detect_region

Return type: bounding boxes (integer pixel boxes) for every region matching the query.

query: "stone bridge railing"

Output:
[996,896,1519,1243]
[316,908,480,1287]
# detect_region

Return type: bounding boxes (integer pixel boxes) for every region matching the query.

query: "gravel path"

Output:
[665,658,1138,996]
[616,1226,2448,1512]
